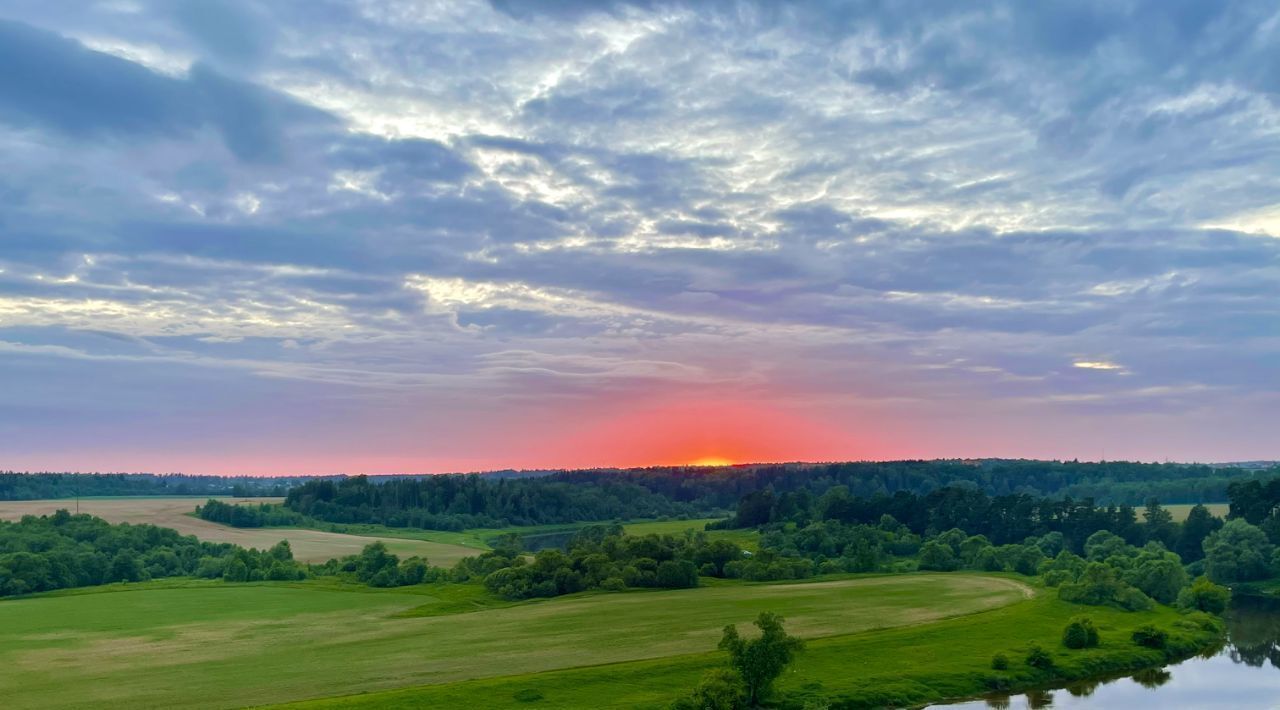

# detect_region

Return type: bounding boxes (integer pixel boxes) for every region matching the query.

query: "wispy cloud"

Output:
[0,0,1277,471]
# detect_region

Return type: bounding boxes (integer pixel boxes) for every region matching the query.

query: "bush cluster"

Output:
[310,541,445,587]
[1062,616,1100,649]
[1131,625,1169,649]
[453,526,739,600]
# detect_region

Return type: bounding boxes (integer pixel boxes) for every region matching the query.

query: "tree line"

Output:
[196,499,307,527]
[283,475,705,530]
[723,485,1224,563]
[0,511,307,596]
[271,461,1276,533]
[0,472,304,499]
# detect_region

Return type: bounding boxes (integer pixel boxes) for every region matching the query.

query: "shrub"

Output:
[1131,625,1168,649]
[1062,616,1100,649]
[1176,576,1230,615]
[1058,562,1154,611]
[656,560,700,589]
[990,653,1009,670]
[1025,643,1053,669]
[670,668,745,710]
[918,540,961,571]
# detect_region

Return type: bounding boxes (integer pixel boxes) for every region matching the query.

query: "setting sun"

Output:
[689,456,735,467]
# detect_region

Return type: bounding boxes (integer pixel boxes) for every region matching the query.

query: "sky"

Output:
[0,0,1277,475]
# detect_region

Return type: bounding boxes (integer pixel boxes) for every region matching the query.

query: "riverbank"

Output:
[931,594,1280,708]
[273,579,1224,709]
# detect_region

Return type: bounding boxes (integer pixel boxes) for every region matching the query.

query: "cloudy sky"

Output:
[0,0,1277,474]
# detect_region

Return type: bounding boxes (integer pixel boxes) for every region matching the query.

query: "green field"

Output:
[1165,502,1229,521]
[279,585,1217,710]
[0,498,751,566]
[0,574,1030,709]
[0,498,481,566]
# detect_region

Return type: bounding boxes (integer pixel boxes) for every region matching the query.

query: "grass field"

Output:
[1165,502,1229,521]
[0,498,479,565]
[279,584,1218,710]
[0,573,1030,709]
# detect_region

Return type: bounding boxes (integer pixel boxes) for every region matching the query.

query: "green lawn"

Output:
[0,574,1027,709]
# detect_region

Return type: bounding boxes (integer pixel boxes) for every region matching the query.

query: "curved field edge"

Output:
[267,587,1222,710]
[0,574,1023,709]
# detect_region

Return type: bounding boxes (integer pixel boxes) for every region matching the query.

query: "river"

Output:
[929,595,1280,709]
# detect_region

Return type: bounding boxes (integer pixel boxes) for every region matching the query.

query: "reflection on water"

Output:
[930,596,1280,709]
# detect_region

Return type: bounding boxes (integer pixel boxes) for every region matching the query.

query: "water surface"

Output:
[930,595,1280,709]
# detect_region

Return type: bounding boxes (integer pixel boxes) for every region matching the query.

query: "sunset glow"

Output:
[689,457,735,468]
[0,3,1276,475]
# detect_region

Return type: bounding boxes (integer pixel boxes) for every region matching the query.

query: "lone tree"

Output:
[718,612,804,706]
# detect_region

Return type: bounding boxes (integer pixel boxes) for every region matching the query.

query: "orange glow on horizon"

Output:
[689,456,735,467]
[527,397,861,472]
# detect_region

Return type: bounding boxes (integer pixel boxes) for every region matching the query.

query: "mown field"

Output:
[278,585,1214,710]
[0,574,1030,709]
[0,498,479,565]
[1164,502,1229,521]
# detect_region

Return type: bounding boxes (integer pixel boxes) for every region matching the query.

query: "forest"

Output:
[0,511,307,595]
[0,472,309,499]
[4,469,1274,710]
[277,460,1276,531]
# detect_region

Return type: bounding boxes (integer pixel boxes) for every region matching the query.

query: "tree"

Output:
[1125,545,1189,604]
[1062,616,1099,649]
[1176,576,1230,614]
[355,542,400,584]
[1175,504,1222,563]
[1084,530,1128,562]
[109,550,144,583]
[1142,499,1176,548]
[718,612,804,706]
[736,490,776,527]
[1203,519,1274,583]
[656,560,699,588]
[399,558,428,585]
[1058,562,1153,611]
[268,540,293,562]
[918,540,960,571]
[222,558,249,582]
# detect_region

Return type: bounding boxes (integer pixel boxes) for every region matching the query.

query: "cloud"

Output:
[0,0,1278,470]
[171,0,275,69]
[0,19,330,161]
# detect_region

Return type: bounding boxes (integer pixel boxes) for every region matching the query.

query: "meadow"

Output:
[0,498,479,565]
[0,573,1029,709]
[277,586,1216,710]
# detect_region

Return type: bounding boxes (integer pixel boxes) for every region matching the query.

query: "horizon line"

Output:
[3,456,1277,479]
